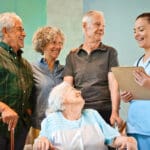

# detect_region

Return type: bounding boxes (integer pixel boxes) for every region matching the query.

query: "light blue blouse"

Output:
[127,56,150,135]
[31,58,64,129]
[38,109,120,150]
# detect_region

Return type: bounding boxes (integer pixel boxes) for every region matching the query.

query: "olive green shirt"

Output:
[0,42,33,138]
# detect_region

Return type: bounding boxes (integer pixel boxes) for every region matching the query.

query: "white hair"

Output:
[45,81,72,116]
[82,10,105,24]
[0,12,22,40]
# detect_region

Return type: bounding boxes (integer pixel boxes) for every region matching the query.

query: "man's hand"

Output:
[110,110,123,128]
[1,103,18,131]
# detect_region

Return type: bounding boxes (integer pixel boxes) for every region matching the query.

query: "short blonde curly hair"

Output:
[32,26,65,54]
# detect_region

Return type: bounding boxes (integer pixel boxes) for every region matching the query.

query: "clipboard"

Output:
[111,66,150,100]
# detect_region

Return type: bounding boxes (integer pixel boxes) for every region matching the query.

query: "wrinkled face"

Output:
[63,87,85,107]
[84,13,105,42]
[134,17,150,49]
[43,35,63,60]
[4,19,26,51]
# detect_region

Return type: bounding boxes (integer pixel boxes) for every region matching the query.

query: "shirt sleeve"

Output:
[39,117,52,141]
[108,47,119,72]
[0,67,6,100]
[92,110,120,145]
[63,52,74,77]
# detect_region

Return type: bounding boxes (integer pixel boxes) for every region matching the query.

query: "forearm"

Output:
[108,72,120,113]
[111,89,120,113]
[108,72,123,126]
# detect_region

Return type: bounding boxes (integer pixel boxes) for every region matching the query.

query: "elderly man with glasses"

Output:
[0,12,33,150]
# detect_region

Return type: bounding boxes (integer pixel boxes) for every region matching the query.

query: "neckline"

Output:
[60,112,82,123]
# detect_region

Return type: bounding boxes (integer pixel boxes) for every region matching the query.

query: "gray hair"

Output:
[0,12,22,40]
[82,10,105,24]
[32,26,65,55]
[45,81,71,116]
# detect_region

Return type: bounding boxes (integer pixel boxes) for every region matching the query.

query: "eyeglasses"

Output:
[14,26,25,32]
[8,26,25,33]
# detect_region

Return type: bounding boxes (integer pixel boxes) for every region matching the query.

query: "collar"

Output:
[77,42,107,54]
[40,58,59,65]
[39,58,63,71]
[0,41,23,57]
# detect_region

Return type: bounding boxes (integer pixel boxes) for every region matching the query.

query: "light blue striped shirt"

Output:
[38,109,120,150]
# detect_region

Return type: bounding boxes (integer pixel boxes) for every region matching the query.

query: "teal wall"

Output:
[1,0,149,65]
[0,0,46,61]
[83,0,150,66]
[83,0,150,120]
[47,0,83,64]
[0,0,150,120]
[0,0,82,64]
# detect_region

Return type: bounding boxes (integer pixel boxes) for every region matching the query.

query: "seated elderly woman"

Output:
[33,82,137,150]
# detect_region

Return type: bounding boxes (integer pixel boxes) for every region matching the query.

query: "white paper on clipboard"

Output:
[111,66,150,100]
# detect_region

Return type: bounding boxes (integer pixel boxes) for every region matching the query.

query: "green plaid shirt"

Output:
[0,42,33,138]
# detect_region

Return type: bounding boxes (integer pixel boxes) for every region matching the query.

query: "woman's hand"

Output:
[120,91,133,103]
[113,136,137,150]
[33,137,55,150]
[133,69,150,88]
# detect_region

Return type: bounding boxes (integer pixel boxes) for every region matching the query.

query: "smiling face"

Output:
[63,87,85,108]
[3,19,26,52]
[134,17,150,49]
[83,13,105,43]
[43,35,63,61]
